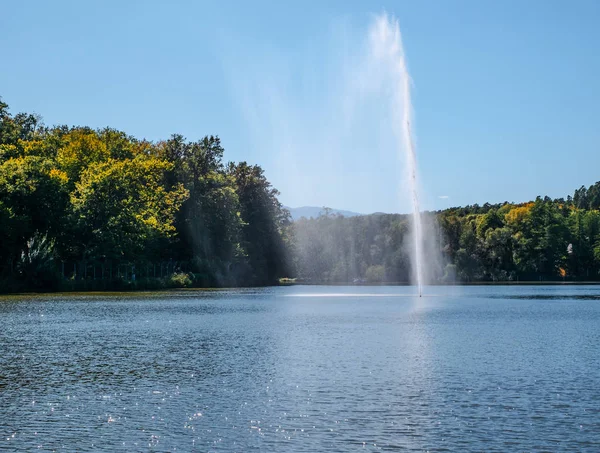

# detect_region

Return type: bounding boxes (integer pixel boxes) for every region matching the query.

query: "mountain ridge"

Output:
[285,206,362,221]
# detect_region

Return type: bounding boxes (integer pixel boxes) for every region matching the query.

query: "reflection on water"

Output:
[0,286,599,451]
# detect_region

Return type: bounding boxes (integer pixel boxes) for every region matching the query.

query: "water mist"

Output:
[231,13,428,293]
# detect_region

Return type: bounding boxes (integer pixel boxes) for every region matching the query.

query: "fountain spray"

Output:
[401,77,423,298]
[370,14,424,297]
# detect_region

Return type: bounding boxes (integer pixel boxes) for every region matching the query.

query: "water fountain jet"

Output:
[370,14,424,296]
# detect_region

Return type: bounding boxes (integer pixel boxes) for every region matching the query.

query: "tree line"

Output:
[291,186,600,284]
[2,97,600,292]
[0,98,290,292]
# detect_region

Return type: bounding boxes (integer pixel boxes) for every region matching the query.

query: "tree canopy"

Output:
[291,192,600,284]
[2,96,599,292]
[0,98,290,291]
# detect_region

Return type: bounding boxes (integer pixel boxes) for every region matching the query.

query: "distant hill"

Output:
[285,206,362,221]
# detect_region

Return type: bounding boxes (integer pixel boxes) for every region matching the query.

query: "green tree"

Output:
[71,156,188,262]
[0,156,69,267]
[229,162,291,285]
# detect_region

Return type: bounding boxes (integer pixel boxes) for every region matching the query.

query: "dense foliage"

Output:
[292,191,600,284]
[2,97,599,291]
[0,99,290,291]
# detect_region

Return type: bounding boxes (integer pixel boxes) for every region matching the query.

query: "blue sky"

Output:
[2,0,599,213]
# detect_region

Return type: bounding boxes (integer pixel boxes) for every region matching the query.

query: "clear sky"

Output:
[2,0,599,214]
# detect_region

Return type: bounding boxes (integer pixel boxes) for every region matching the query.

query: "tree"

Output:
[229,162,291,284]
[157,135,244,283]
[57,129,110,184]
[0,156,69,267]
[70,156,188,262]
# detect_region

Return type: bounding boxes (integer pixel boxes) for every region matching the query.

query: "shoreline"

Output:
[1,281,600,298]
[281,281,600,286]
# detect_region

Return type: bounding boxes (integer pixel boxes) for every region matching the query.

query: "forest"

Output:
[0,99,290,292]
[1,98,600,292]
[292,189,600,284]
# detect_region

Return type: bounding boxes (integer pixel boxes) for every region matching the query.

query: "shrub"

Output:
[169,272,193,288]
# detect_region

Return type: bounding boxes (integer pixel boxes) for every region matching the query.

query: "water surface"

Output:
[1,286,599,451]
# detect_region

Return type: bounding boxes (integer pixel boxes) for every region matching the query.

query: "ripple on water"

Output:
[0,286,599,451]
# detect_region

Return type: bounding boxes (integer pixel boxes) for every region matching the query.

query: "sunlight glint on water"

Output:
[1,286,599,451]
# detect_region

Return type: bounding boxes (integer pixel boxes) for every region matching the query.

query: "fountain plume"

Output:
[369,13,424,295]
[230,13,428,292]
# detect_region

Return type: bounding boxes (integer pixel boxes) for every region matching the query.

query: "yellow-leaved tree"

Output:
[70,155,188,262]
[57,129,110,184]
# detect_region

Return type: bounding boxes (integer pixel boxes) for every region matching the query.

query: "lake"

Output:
[1,285,599,452]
